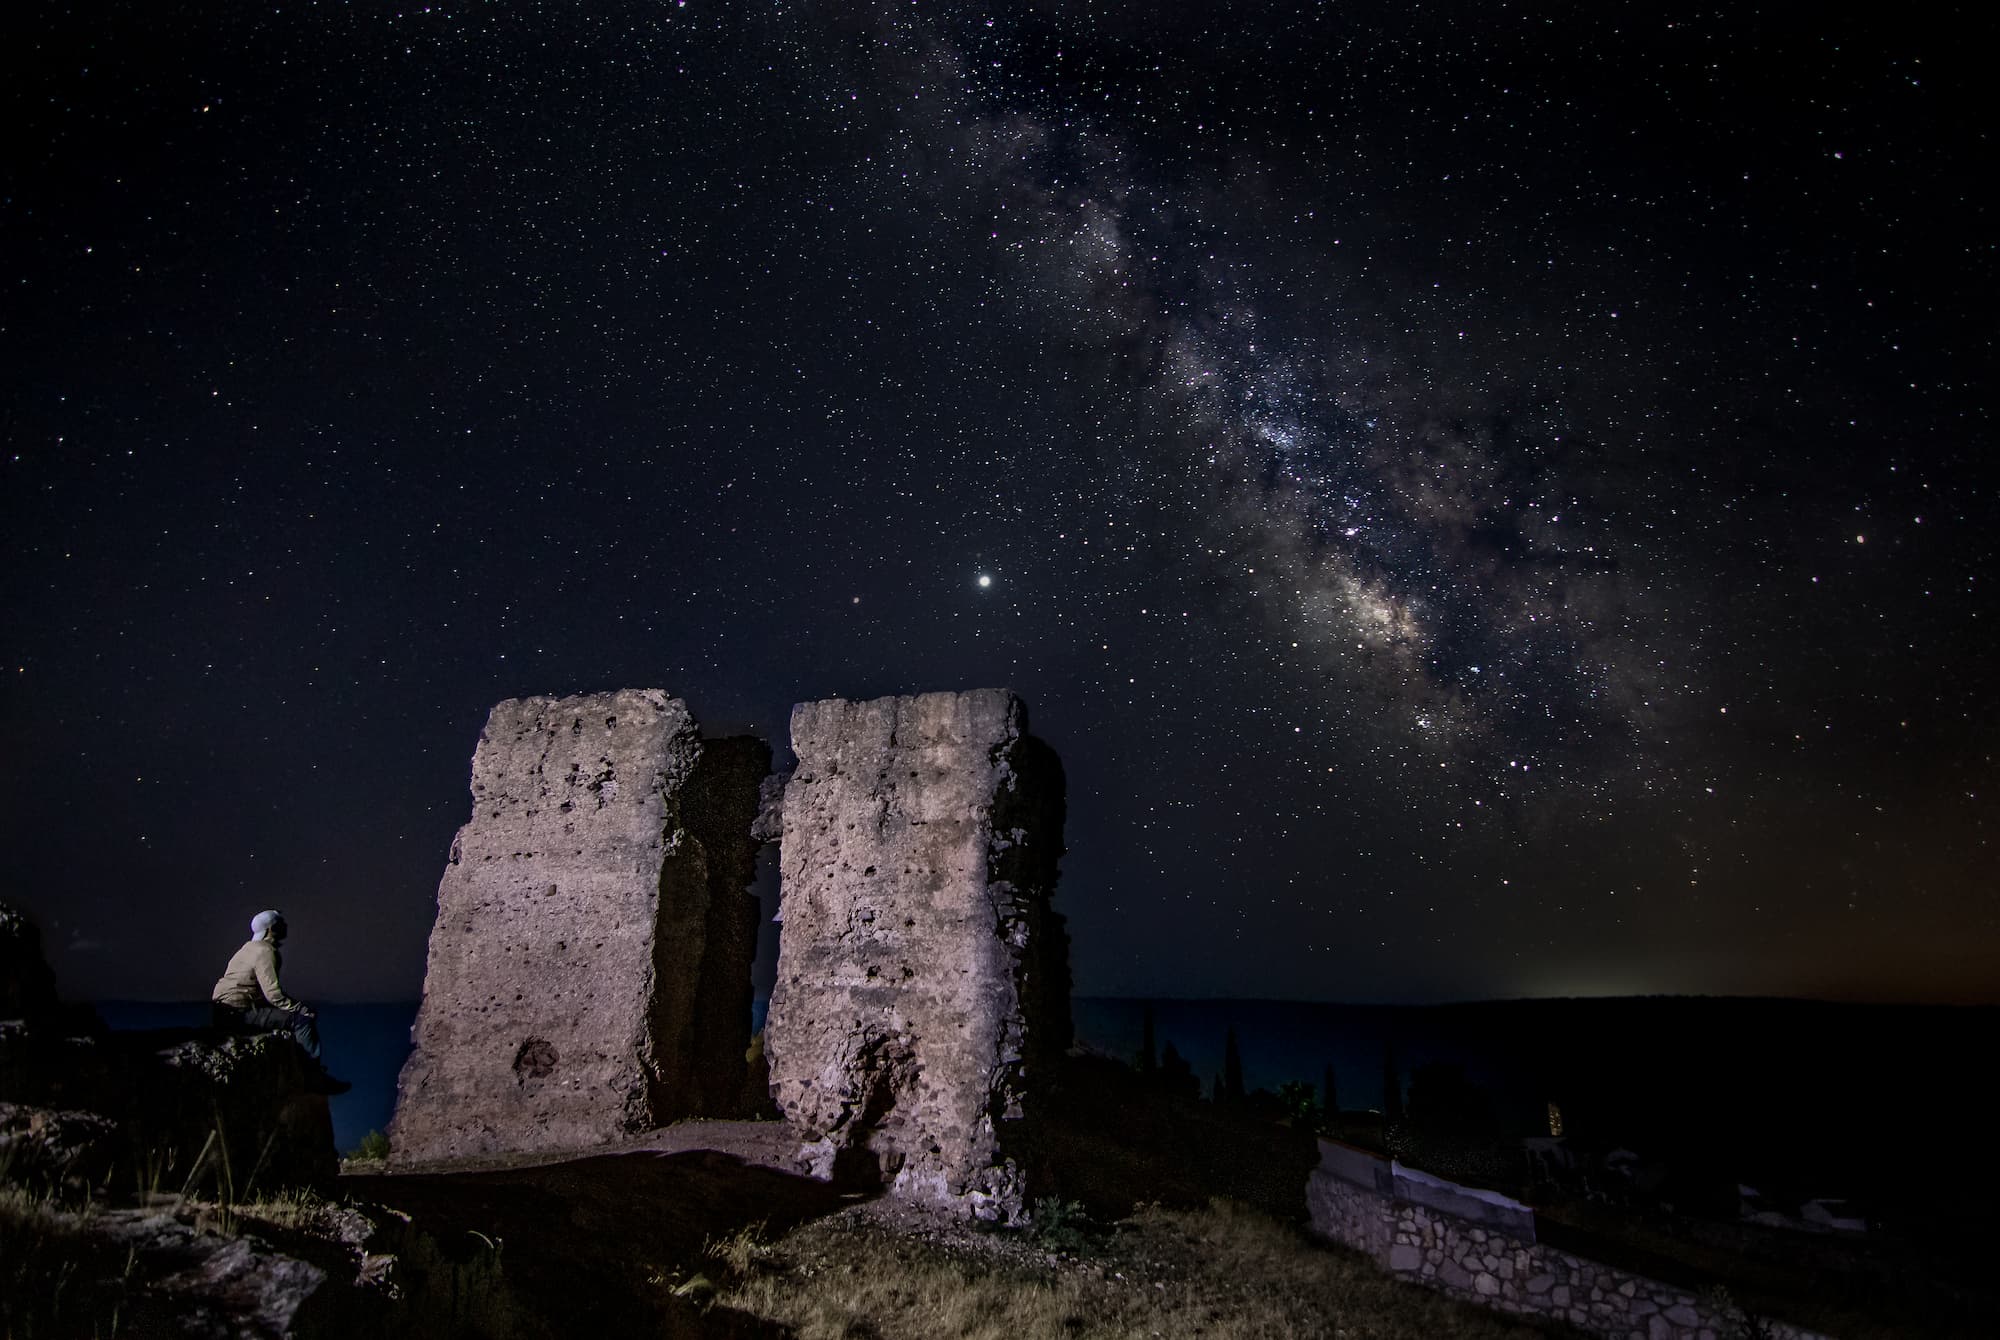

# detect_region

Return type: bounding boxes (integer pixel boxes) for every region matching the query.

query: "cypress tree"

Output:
[1322,1062,1339,1119]
[1382,1043,1403,1122]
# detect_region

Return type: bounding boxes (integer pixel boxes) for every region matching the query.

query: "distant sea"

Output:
[92,995,1998,1215]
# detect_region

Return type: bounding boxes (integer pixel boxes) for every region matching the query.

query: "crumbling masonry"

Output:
[390,690,767,1162]
[765,689,1068,1221]
[391,685,1067,1223]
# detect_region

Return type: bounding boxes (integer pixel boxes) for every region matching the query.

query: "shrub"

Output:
[1028,1195,1093,1254]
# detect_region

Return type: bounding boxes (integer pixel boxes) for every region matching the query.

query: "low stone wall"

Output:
[1306,1140,1832,1340]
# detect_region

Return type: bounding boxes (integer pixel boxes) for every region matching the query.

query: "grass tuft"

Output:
[716,1197,1561,1340]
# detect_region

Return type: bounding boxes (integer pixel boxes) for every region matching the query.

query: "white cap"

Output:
[250,909,285,939]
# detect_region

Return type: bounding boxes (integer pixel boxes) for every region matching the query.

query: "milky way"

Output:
[842,3,1892,820]
[3,2,1993,1005]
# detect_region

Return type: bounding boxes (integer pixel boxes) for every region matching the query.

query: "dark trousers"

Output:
[211,1002,321,1061]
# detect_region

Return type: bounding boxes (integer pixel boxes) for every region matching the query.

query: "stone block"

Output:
[766,689,1067,1221]
[392,690,767,1161]
[1388,1243,1422,1272]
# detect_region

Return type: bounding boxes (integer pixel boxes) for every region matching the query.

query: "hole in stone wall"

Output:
[513,1036,558,1080]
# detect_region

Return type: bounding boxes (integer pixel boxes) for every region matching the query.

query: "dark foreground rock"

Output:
[1,1191,515,1339]
[342,1147,845,1338]
[0,901,336,1197]
[0,1100,120,1195]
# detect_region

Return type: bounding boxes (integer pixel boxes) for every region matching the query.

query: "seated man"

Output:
[211,909,349,1094]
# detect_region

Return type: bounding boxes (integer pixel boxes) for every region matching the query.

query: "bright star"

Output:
[977,574,993,588]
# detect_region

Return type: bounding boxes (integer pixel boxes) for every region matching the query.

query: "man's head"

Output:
[249,909,288,943]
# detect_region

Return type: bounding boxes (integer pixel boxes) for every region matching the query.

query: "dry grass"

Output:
[0,1184,127,1339]
[714,1198,1565,1340]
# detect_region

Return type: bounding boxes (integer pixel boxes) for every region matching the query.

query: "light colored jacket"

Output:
[210,938,303,1013]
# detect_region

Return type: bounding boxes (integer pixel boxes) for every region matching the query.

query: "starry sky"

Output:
[4,1,1994,1007]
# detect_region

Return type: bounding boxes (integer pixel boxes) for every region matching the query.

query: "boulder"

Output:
[0,1196,513,1339]
[0,1101,120,1194]
[766,688,1067,1221]
[144,1031,339,1195]
[390,690,769,1162]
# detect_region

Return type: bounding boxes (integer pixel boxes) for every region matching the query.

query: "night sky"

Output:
[5,2,1994,1009]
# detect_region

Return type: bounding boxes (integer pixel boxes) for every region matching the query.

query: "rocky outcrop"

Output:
[148,1032,340,1194]
[766,689,1067,1221]
[390,690,769,1162]
[0,901,335,1195]
[0,1194,515,1340]
[0,1029,336,1197]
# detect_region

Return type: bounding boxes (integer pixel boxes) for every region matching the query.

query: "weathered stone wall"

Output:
[391,690,767,1162]
[1307,1140,1832,1340]
[765,689,1066,1221]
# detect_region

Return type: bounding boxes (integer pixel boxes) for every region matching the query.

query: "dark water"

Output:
[1073,995,2000,1215]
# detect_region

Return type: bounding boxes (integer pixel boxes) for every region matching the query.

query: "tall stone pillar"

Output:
[766,689,1067,1221]
[390,689,767,1163]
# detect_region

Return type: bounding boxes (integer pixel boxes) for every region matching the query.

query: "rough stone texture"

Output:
[0,1101,120,1193]
[391,690,768,1162]
[766,688,1067,1221]
[0,1197,512,1339]
[750,768,791,844]
[1306,1140,1833,1340]
[149,1032,340,1193]
[681,734,773,1116]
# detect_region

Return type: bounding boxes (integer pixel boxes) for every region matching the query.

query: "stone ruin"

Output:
[391,684,1068,1221]
[765,689,1068,1220]
[390,689,767,1161]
